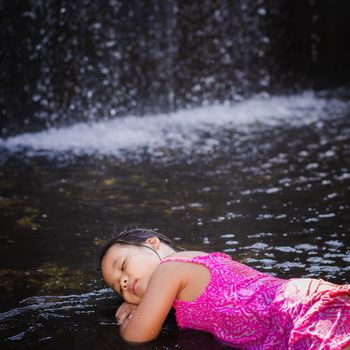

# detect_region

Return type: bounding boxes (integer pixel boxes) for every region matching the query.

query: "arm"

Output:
[118,262,185,343]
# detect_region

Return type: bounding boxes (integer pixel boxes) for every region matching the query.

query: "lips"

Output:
[130,279,137,294]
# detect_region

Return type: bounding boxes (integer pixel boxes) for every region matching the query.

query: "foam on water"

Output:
[0,93,340,158]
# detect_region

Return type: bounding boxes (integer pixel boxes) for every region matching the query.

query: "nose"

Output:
[121,276,128,290]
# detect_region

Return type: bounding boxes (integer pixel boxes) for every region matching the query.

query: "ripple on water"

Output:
[325,240,343,247]
[336,172,350,181]
[249,242,269,250]
[275,261,305,270]
[247,232,273,238]
[221,233,235,238]
[0,289,112,322]
[275,246,296,253]
[294,244,318,251]
[306,265,341,273]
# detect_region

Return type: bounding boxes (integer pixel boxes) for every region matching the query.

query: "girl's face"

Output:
[101,243,160,304]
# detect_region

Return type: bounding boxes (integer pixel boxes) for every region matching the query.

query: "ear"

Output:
[146,236,160,250]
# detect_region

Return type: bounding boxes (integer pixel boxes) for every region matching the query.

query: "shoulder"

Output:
[155,252,213,301]
[153,253,207,287]
[169,250,209,258]
[154,256,198,280]
[156,251,209,280]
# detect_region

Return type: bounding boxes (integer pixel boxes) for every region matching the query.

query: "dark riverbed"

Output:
[0,93,350,349]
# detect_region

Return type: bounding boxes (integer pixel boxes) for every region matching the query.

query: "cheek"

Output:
[127,296,141,305]
[133,258,154,276]
[101,265,114,288]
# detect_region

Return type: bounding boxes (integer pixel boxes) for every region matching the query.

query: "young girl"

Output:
[100,228,350,350]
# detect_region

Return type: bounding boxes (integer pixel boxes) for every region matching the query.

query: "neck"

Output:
[158,243,176,260]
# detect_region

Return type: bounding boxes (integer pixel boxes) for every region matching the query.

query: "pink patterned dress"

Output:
[160,253,350,350]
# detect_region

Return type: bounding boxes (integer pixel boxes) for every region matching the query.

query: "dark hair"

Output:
[99,228,183,265]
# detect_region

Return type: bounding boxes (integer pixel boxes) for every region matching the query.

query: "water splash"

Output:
[0,93,336,159]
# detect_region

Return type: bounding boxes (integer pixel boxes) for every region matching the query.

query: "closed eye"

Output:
[119,259,126,295]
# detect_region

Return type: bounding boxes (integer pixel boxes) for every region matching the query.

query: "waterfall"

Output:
[0,0,349,136]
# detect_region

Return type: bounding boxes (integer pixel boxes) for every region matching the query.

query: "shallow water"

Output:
[0,93,350,349]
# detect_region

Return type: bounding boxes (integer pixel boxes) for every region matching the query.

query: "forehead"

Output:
[104,244,139,261]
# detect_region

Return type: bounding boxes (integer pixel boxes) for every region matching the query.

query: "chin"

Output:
[131,297,142,305]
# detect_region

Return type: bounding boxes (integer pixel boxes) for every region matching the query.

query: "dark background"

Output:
[1,0,350,136]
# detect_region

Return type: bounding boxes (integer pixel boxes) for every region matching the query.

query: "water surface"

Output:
[1,93,350,349]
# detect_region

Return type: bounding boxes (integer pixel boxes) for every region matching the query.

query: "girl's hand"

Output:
[115,301,138,326]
